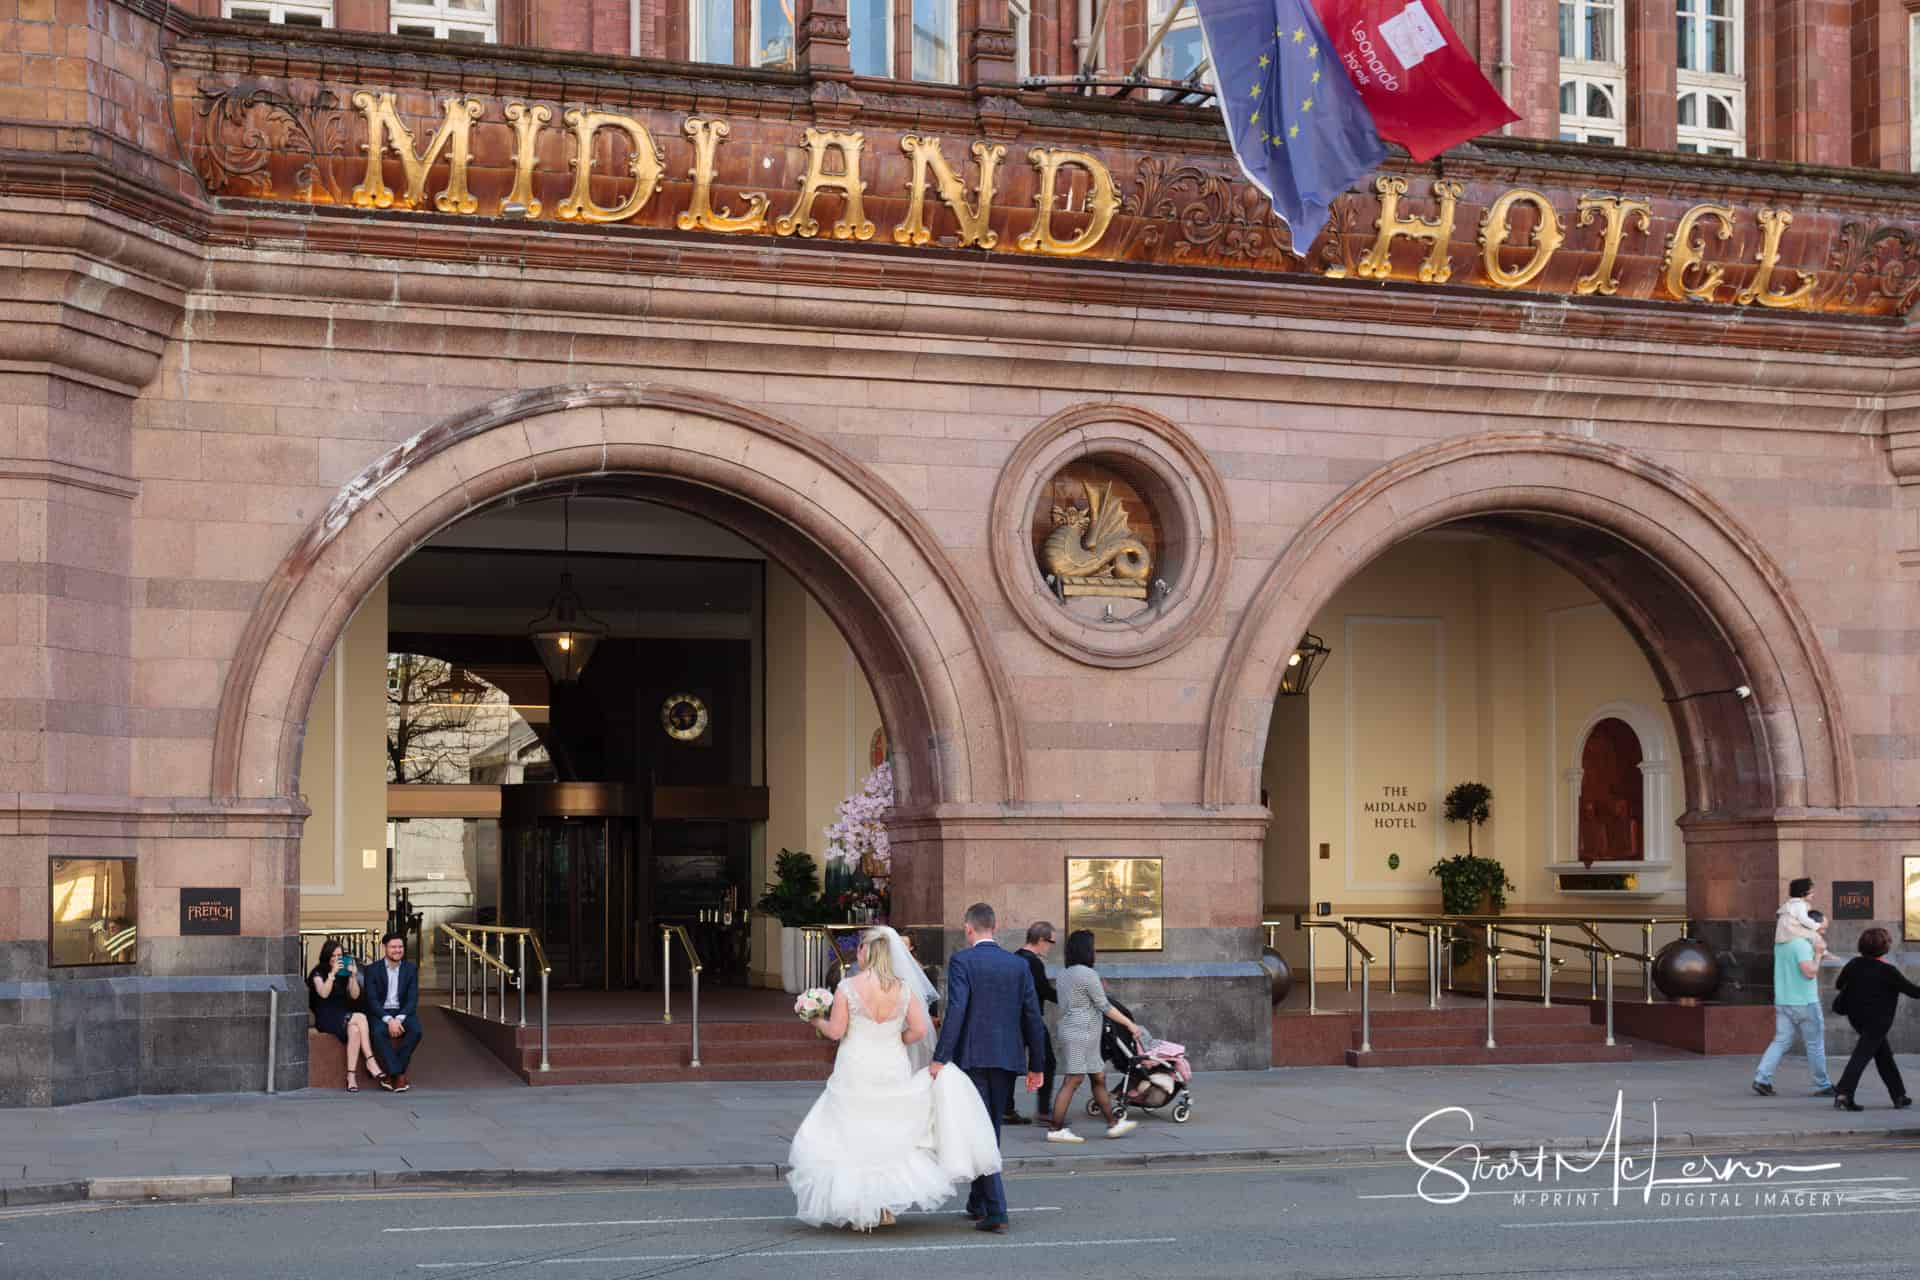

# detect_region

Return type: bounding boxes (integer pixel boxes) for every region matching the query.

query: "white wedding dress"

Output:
[786,982,1003,1230]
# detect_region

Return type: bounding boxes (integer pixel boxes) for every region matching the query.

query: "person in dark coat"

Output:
[1003,921,1058,1126]
[307,938,385,1092]
[1833,927,1920,1111]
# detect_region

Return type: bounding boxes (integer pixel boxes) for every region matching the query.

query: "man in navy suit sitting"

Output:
[929,902,1047,1235]
[362,932,424,1091]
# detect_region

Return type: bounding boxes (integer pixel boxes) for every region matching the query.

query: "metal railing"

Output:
[440,923,551,1073]
[661,924,702,1067]
[795,924,871,991]
[1268,916,1377,1052]
[1332,913,1689,1050]
[297,928,381,973]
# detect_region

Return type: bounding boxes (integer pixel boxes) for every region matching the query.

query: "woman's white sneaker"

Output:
[1106,1118,1139,1138]
[1045,1128,1086,1143]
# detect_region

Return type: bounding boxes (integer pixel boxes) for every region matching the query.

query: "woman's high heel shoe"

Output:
[1834,1094,1864,1112]
[346,1071,359,1093]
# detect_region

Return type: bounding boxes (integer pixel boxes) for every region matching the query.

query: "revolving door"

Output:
[499,783,645,990]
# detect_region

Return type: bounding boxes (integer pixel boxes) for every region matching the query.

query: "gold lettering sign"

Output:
[1736,208,1818,309]
[1356,177,1463,284]
[196,84,1896,314]
[502,101,552,218]
[678,118,770,234]
[1662,202,1736,303]
[775,128,875,240]
[351,92,483,213]
[556,109,664,224]
[1573,195,1652,296]
[1016,148,1118,256]
[1478,188,1565,289]
[896,135,1004,249]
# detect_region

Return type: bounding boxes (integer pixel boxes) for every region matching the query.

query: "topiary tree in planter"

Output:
[757,849,832,993]
[1442,782,1492,857]
[1433,782,1509,964]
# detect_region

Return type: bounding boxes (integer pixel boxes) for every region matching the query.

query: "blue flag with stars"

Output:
[1194,0,1388,249]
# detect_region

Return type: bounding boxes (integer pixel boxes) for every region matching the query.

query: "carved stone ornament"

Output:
[989,404,1232,669]
[970,29,1019,57]
[1120,157,1297,264]
[1043,481,1152,598]
[1820,222,1920,316]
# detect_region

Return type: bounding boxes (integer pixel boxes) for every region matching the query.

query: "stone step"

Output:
[1344,1042,1633,1068]
[1366,1004,1595,1029]
[1365,1023,1611,1050]
[522,1021,824,1048]
[523,1059,837,1086]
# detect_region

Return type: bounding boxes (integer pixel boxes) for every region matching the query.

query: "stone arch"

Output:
[1203,432,1852,818]
[210,383,1027,813]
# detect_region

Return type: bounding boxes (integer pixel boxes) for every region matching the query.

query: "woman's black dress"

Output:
[310,974,361,1042]
[1834,956,1920,1101]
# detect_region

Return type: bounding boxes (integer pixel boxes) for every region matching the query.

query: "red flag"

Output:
[1312,0,1519,162]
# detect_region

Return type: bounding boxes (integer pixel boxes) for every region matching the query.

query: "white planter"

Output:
[780,926,805,994]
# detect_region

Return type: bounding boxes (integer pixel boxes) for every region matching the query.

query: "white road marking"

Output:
[1357,1175,1908,1202]
[1501,1206,1920,1229]
[388,1207,1063,1233]
[415,1236,1178,1267]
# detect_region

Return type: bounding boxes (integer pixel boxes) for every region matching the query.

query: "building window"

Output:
[223,0,331,26]
[1675,0,1742,154]
[391,0,496,42]
[911,0,957,80]
[691,0,734,61]
[753,0,794,68]
[1558,0,1623,144]
[1912,13,1920,171]
[1150,0,1205,81]
[1010,0,1031,77]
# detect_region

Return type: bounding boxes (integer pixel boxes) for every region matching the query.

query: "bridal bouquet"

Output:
[795,987,833,1035]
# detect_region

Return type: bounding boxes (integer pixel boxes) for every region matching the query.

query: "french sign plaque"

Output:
[1831,881,1873,921]
[180,888,241,936]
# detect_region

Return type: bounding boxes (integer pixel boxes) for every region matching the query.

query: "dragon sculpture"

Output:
[1043,480,1152,598]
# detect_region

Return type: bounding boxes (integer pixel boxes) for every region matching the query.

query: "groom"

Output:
[929,902,1047,1235]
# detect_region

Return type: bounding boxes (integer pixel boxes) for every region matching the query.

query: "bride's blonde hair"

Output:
[859,929,899,989]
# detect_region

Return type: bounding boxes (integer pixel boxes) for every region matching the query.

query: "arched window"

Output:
[1676,0,1743,155]
[1577,717,1643,861]
[1558,0,1624,144]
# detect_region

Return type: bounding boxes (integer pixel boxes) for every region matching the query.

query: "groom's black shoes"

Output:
[975,1217,1009,1234]
[1001,1111,1030,1125]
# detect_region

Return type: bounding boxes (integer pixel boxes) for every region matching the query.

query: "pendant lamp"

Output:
[1277,631,1331,696]
[526,498,607,685]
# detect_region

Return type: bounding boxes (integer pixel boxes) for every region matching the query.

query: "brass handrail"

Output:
[661,924,702,1067]
[297,927,382,970]
[439,921,550,1073]
[1338,912,1692,1048]
[1274,916,1376,1052]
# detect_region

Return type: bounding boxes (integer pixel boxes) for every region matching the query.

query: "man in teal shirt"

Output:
[1752,923,1835,1096]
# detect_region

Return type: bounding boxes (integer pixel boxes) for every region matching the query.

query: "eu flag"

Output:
[1195,0,1387,249]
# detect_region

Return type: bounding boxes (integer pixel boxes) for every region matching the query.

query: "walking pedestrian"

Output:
[1753,900,1835,1098]
[1045,930,1142,1143]
[1003,921,1058,1127]
[1832,927,1919,1111]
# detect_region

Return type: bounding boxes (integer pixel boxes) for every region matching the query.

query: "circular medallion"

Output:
[660,692,710,741]
[1387,853,1401,871]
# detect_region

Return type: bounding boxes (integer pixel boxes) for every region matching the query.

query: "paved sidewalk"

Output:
[3,1054,1914,1204]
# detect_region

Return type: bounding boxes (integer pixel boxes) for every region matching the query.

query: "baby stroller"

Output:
[1089,997,1194,1124]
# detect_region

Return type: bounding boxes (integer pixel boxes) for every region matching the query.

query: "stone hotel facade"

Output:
[1,0,1917,1103]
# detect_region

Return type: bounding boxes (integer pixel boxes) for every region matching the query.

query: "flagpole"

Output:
[1130,0,1190,78]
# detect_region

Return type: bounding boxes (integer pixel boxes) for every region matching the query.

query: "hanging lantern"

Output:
[527,571,606,685]
[426,667,491,728]
[525,498,607,685]
[1277,631,1331,696]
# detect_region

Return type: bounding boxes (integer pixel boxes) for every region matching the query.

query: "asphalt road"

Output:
[7,1142,1920,1279]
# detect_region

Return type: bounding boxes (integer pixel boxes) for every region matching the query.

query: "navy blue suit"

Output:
[931,940,1047,1226]
[363,958,423,1076]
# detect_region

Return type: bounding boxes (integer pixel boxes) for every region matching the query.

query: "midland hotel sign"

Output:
[180,81,1920,320]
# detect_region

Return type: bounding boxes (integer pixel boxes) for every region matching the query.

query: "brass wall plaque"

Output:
[1066,857,1164,952]
[50,858,138,967]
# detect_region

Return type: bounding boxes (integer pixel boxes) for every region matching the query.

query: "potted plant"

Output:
[1432,782,1511,964]
[757,848,829,993]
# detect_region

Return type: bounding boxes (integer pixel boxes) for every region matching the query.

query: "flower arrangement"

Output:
[795,986,833,1035]
[835,887,888,922]
[824,762,893,877]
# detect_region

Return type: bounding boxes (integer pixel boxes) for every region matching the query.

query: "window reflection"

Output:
[51,858,137,966]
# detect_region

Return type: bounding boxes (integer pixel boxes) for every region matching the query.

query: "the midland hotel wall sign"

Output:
[179,78,1920,319]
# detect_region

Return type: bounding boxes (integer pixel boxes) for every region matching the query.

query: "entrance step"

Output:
[442,1005,838,1084]
[1274,1000,1634,1069]
[1345,1042,1634,1067]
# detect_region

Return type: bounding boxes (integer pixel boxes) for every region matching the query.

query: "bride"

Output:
[787,926,1002,1231]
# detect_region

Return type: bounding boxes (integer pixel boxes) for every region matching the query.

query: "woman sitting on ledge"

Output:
[309,938,386,1093]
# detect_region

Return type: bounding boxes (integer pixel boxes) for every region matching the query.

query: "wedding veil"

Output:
[863,925,939,1072]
